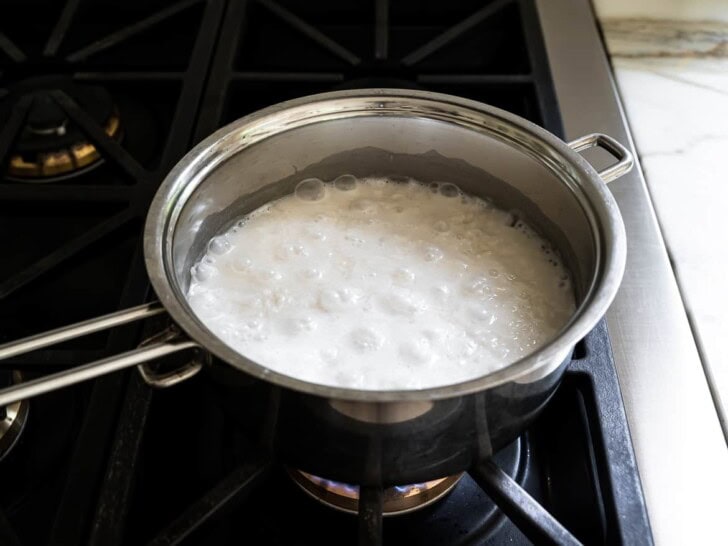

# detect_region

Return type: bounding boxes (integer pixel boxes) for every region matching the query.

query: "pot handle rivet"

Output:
[567,133,634,183]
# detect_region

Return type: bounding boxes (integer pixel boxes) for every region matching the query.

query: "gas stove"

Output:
[2,0,705,544]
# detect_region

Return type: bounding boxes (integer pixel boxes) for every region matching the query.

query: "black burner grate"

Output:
[0,1,226,545]
[194,0,561,141]
[0,0,226,344]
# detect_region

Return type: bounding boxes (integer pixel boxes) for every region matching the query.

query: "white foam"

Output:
[187,177,575,390]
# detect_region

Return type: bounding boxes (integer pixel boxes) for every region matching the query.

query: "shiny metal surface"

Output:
[136,326,206,388]
[536,1,728,544]
[0,372,28,461]
[0,301,164,360]
[567,132,634,183]
[0,300,203,397]
[0,302,196,406]
[0,340,197,407]
[145,89,628,402]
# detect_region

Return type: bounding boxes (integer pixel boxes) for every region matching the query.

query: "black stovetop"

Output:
[0,1,651,544]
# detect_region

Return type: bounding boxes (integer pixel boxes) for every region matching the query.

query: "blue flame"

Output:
[308,473,428,496]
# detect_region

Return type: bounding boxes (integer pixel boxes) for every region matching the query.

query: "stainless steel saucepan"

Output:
[0,89,632,486]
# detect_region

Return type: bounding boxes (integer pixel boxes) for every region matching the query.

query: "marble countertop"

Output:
[591,3,728,436]
[595,0,728,492]
[595,0,728,23]
[580,5,728,544]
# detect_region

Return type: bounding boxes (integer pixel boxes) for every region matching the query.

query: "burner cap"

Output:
[288,469,463,516]
[3,82,123,181]
[27,93,68,135]
[0,372,29,462]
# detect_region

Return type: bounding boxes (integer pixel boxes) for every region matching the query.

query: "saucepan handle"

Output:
[567,133,634,183]
[0,302,202,406]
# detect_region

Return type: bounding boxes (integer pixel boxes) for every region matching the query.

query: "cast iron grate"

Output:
[0,1,226,544]
[194,0,561,141]
[124,323,650,545]
[0,0,226,343]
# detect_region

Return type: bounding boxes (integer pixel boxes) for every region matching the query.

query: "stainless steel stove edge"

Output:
[535,0,728,544]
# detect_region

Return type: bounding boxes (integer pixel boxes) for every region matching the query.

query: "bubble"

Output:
[334,174,357,191]
[422,329,443,343]
[337,258,355,275]
[449,333,478,359]
[304,225,327,241]
[295,178,326,201]
[392,268,415,285]
[193,290,218,310]
[438,182,460,198]
[466,276,491,296]
[234,294,263,311]
[275,243,307,260]
[321,347,339,362]
[433,220,449,232]
[319,287,361,312]
[383,291,427,316]
[469,306,492,322]
[254,268,283,282]
[246,319,262,330]
[349,198,378,214]
[451,213,474,225]
[282,316,317,335]
[432,285,451,301]
[208,236,232,255]
[399,337,431,364]
[349,328,384,352]
[424,246,444,262]
[489,269,499,278]
[302,267,323,280]
[231,256,253,273]
[192,261,217,282]
[236,318,268,342]
[313,213,332,223]
[428,182,440,193]
[460,240,476,256]
[345,234,366,246]
[263,287,290,309]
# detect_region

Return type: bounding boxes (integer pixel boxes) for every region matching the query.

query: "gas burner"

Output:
[2,82,122,181]
[288,469,463,516]
[0,372,28,462]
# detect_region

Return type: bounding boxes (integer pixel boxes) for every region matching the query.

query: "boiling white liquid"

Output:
[187,177,575,390]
